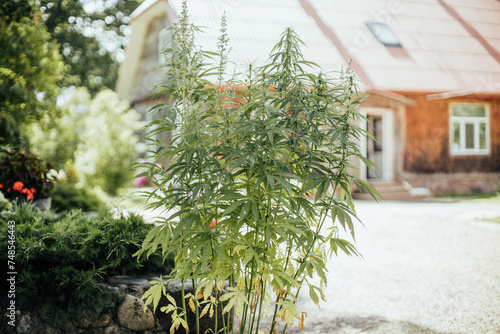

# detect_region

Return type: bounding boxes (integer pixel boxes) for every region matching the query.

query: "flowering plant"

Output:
[136,3,376,334]
[0,147,55,201]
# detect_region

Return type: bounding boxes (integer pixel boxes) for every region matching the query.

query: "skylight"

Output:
[366,23,401,47]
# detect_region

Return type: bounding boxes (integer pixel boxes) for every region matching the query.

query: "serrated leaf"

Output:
[142,278,167,312]
[166,294,177,307]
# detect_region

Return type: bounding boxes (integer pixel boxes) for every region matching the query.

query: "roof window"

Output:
[366,23,401,47]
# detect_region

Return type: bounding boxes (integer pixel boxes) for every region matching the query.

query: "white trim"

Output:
[449,103,490,156]
[360,108,394,181]
[131,0,160,20]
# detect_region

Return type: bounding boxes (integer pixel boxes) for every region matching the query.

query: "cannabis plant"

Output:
[136,2,376,333]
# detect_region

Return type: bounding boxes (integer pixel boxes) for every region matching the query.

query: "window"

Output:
[450,104,489,155]
[366,22,401,47]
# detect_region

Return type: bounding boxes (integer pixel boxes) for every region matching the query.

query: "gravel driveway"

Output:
[279,199,500,334]
[136,196,500,333]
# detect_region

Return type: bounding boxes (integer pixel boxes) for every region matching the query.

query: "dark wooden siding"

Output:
[405,96,500,173]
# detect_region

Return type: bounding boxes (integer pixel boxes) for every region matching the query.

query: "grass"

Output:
[488,216,500,224]
[434,191,500,201]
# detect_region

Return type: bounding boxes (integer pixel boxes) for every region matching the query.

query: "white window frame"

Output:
[449,103,490,156]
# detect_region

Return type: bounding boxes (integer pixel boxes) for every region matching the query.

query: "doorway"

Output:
[361,108,394,181]
[367,115,384,179]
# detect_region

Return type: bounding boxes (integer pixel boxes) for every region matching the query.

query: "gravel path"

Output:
[134,197,500,333]
[274,199,500,334]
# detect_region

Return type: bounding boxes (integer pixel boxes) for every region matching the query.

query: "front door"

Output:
[361,108,394,181]
[367,115,384,179]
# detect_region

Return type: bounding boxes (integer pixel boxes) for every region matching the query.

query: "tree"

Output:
[38,0,142,94]
[0,0,65,146]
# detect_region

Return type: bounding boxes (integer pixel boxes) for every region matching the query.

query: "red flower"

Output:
[13,181,24,191]
[0,184,3,189]
[210,219,217,228]
[26,190,34,201]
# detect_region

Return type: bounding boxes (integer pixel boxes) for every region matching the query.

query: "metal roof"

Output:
[167,0,348,80]
[129,0,500,96]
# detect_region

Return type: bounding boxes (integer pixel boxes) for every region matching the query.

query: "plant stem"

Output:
[181,278,189,332]
[192,277,200,334]
[255,281,266,334]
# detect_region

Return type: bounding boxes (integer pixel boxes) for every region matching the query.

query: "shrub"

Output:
[0,203,169,328]
[0,147,55,201]
[28,87,145,195]
[50,179,102,212]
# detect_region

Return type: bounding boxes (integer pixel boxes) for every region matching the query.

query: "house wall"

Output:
[132,16,168,105]
[130,15,173,162]
[403,96,500,193]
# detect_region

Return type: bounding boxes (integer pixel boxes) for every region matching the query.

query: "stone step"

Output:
[353,181,431,201]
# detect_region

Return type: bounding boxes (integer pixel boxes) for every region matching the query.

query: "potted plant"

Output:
[0,147,56,210]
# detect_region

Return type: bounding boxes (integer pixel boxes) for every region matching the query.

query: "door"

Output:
[367,115,384,179]
[360,108,394,181]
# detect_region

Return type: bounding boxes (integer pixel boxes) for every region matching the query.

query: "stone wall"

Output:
[1,276,229,334]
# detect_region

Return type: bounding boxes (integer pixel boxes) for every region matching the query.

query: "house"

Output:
[116,0,500,196]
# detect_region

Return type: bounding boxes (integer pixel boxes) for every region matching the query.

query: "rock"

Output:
[17,312,46,334]
[108,276,150,287]
[116,284,128,294]
[43,325,62,334]
[74,311,112,328]
[104,320,134,334]
[115,294,155,331]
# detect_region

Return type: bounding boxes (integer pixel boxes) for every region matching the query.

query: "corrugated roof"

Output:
[308,0,500,93]
[129,0,500,96]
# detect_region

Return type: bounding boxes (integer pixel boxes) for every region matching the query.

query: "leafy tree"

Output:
[38,0,142,93]
[0,1,65,146]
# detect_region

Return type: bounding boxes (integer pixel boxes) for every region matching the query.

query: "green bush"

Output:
[50,180,102,212]
[28,87,145,195]
[0,147,55,200]
[0,203,170,328]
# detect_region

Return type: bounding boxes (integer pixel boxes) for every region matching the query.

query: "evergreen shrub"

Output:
[0,203,170,328]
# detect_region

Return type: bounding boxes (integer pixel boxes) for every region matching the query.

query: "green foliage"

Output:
[137,3,377,333]
[0,3,65,146]
[38,0,142,93]
[0,202,168,328]
[50,179,102,212]
[0,192,12,211]
[0,0,32,24]
[0,147,55,200]
[29,87,144,194]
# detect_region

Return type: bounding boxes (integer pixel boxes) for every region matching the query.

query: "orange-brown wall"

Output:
[404,96,500,174]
